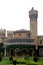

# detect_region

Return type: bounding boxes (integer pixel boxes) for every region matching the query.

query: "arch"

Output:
[15,48,20,52]
[15,48,21,57]
[22,48,28,56]
[28,48,34,57]
[8,48,14,56]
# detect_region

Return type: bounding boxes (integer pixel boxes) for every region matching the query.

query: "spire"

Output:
[32,7,34,10]
[30,7,34,12]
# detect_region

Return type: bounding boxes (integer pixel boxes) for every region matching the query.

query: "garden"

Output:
[0,56,43,65]
[0,49,43,65]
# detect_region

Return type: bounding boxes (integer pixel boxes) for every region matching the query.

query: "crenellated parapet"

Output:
[29,7,38,19]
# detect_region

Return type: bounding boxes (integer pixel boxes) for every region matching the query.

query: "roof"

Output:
[13,29,30,34]
[38,36,43,38]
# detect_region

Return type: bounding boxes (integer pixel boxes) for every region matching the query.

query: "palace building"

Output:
[0,7,43,57]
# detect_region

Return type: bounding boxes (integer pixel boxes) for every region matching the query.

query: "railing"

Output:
[3,42,35,46]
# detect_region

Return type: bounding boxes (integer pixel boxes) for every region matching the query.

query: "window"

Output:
[39,48,43,55]
[8,39,15,43]
[29,39,31,43]
[16,38,22,42]
[19,39,22,42]
[26,39,29,42]
[23,39,26,42]
[16,39,19,42]
[26,33,30,37]
[40,40,42,44]
[19,33,21,36]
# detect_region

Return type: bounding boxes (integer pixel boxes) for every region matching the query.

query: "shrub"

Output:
[9,56,13,61]
[33,56,38,62]
[13,60,17,65]
[24,55,29,60]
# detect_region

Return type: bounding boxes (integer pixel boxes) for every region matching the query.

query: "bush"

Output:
[0,53,2,61]
[24,55,29,60]
[9,56,13,61]
[33,56,38,62]
[13,60,17,65]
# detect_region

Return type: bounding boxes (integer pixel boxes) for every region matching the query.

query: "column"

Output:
[4,46,6,57]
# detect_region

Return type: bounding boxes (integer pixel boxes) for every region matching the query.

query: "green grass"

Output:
[0,58,13,65]
[0,57,43,65]
[0,57,26,65]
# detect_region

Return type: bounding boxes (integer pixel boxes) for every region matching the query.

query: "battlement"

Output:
[29,7,38,19]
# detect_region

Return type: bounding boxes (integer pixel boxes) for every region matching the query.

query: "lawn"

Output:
[0,57,43,65]
[0,57,26,65]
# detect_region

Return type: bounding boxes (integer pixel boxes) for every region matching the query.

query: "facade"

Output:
[0,7,43,57]
[0,29,6,55]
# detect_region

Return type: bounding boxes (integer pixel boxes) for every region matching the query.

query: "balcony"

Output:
[3,38,35,46]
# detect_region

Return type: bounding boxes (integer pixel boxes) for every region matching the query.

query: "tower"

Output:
[29,7,38,49]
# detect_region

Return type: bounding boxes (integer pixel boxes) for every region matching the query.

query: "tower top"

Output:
[29,7,38,19]
[31,7,34,11]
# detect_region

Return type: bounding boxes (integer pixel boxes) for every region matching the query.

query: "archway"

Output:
[8,48,14,56]
[22,48,28,56]
[15,48,21,57]
[29,48,34,57]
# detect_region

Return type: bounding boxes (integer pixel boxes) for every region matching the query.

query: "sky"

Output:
[0,0,43,35]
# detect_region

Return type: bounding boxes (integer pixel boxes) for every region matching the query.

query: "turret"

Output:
[29,7,38,49]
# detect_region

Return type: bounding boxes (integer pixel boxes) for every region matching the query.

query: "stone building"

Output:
[0,29,6,53]
[0,7,43,57]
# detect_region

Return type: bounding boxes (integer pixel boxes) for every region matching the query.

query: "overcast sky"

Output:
[0,0,43,35]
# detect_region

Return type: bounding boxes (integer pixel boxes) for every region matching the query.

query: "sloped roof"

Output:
[13,29,30,34]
